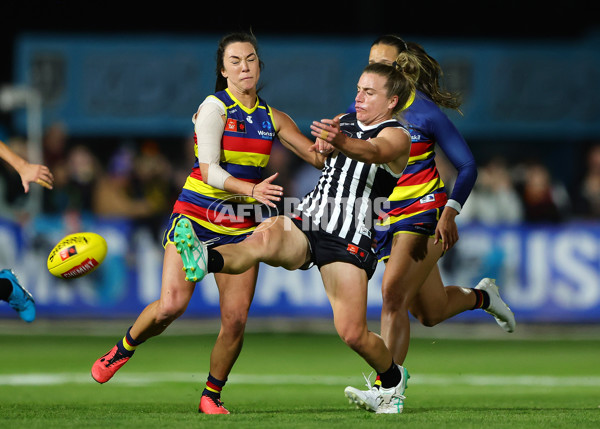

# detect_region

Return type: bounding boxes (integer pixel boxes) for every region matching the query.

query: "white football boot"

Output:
[475,278,516,333]
[346,366,410,413]
[344,372,379,412]
[375,365,409,414]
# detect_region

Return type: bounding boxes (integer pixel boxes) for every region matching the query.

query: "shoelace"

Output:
[105,350,129,366]
[207,396,226,408]
[362,371,378,392]
[202,237,220,247]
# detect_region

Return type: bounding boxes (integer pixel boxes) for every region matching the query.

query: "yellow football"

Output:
[47,232,108,279]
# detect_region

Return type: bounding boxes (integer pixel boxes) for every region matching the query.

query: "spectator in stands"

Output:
[571,142,600,219]
[64,144,102,214]
[460,156,524,225]
[132,139,177,236]
[41,122,69,214]
[515,160,570,223]
[92,144,162,225]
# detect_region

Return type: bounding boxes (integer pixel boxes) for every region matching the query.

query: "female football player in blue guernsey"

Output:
[90,32,331,414]
[0,138,53,323]
[342,35,516,412]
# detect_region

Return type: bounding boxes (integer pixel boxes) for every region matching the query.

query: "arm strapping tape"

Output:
[194,99,231,189]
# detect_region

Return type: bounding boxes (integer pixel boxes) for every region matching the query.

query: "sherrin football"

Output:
[47,232,107,279]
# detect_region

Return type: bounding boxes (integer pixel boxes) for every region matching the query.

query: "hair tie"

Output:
[390,34,408,52]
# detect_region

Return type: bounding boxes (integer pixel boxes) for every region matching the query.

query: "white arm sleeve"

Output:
[193,98,231,189]
[445,199,462,214]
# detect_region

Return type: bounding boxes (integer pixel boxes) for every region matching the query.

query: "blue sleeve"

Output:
[346,101,356,114]
[429,109,477,208]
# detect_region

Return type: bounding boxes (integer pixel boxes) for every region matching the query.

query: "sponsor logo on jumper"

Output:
[246,115,253,124]
[420,194,435,204]
[225,118,246,133]
[257,121,275,138]
[257,130,275,138]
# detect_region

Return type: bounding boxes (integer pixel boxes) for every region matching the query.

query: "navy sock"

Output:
[378,362,401,389]
[472,289,491,310]
[203,373,227,398]
[117,327,144,356]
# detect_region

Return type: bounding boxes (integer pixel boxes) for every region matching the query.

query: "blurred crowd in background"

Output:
[1,119,600,240]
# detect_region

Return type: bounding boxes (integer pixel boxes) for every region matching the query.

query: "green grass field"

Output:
[1,320,599,428]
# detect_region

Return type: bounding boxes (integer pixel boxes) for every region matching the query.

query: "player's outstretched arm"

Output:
[0,139,54,192]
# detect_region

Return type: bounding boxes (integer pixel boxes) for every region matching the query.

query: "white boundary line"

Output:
[1,373,599,387]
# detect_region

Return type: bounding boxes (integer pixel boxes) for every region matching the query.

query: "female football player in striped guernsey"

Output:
[174,61,414,413]
[90,32,330,414]
[343,35,516,413]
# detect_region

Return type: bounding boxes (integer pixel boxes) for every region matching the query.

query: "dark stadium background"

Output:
[1,0,600,323]
[2,0,597,78]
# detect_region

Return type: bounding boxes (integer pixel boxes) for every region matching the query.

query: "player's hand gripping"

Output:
[20,162,54,193]
[310,117,343,148]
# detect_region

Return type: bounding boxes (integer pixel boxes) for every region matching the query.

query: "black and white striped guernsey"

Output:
[294,113,408,246]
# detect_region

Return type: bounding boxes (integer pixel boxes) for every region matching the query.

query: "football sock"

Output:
[378,362,401,388]
[0,279,12,301]
[374,375,381,389]
[117,326,144,357]
[207,249,224,273]
[471,288,490,310]
[203,373,227,399]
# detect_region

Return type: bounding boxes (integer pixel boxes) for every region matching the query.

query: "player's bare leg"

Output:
[380,233,443,365]
[92,245,194,383]
[199,267,258,414]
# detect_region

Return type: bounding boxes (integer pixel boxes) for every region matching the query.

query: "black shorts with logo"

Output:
[290,216,378,279]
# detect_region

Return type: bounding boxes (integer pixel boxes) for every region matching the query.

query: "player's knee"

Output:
[220,308,249,335]
[251,224,283,260]
[414,312,443,327]
[246,225,274,256]
[381,287,409,313]
[337,326,368,353]
[154,309,183,326]
[156,296,188,322]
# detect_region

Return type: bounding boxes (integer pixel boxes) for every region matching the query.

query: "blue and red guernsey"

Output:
[379,128,448,226]
[348,90,477,227]
[172,89,277,235]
